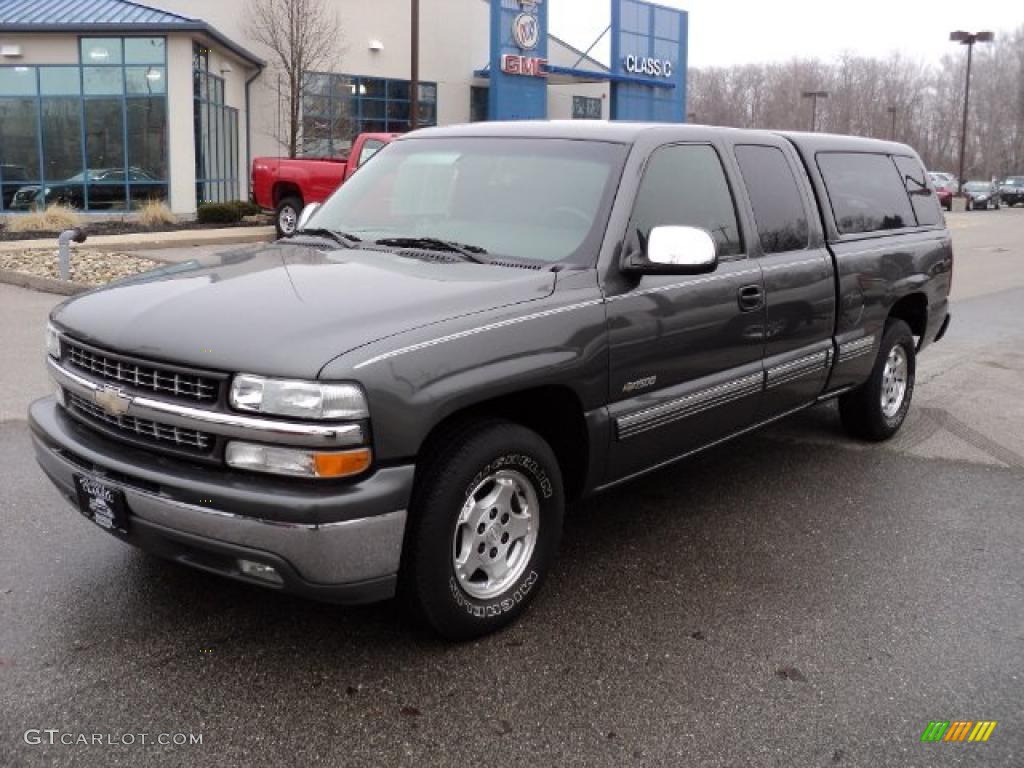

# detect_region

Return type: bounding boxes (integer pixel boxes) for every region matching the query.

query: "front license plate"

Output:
[73,475,129,533]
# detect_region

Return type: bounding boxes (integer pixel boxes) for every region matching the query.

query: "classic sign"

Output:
[512,12,540,51]
[501,54,547,78]
[623,55,673,78]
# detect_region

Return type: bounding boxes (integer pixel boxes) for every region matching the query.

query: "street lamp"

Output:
[410,0,420,131]
[886,106,898,140]
[950,30,994,191]
[801,90,828,132]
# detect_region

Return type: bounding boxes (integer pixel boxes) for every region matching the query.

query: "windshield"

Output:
[964,182,990,192]
[306,137,629,265]
[1003,177,1024,186]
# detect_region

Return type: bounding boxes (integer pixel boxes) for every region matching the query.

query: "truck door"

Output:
[603,142,767,482]
[732,142,836,418]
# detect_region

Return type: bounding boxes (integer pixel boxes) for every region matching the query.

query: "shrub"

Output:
[196,203,243,224]
[6,204,83,234]
[230,200,262,217]
[137,199,176,228]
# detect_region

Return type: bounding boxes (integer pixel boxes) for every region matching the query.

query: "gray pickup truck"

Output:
[30,122,952,639]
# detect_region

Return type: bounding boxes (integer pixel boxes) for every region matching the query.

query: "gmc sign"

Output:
[501,54,548,78]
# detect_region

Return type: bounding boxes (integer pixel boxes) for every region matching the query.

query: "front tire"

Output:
[274,196,302,238]
[402,421,565,640]
[839,320,916,442]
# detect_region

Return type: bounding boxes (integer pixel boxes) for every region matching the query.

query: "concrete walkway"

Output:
[0,225,274,254]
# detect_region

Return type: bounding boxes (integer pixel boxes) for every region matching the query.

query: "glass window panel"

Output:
[0,66,38,96]
[360,79,386,98]
[86,182,127,211]
[628,144,744,258]
[417,102,436,125]
[734,144,809,254]
[40,184,84,209]
[362,100,385,119]
[84,98,125,172]
[331,76,356,100]
[125,37,165,65]
[126,66,166,95]
[5,183,44,211]
[199,73,208,100]
[40,67,81,96]
[0,98,41,178]
[387,120,410,134]
[388,81,410,101]
[84,67,123,95]
[305,95,330,116]
[305,73,331,96]
[418,83,437,103]
[333,98,356,118]
[81,39,122,65]
[217,108,226,179]
[129,183,168,210]
[894,155,942,227]
[818,152,915,234]
[213,78,223,105]
[361,120,387,134]
[126,97,167,179]
[332,116,356,145]
[200,101,210,179]
[41,98,84,181]
[387,101,409,121]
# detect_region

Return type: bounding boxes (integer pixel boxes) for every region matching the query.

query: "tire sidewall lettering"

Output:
[449,570,539,619]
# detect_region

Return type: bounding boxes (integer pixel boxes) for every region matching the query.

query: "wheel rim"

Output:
[279,206,298,235]
[452,468,539,601]
[880,345,909,418]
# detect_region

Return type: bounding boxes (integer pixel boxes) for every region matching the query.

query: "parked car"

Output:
[929,171,959,193]
[31,123,952,639]
[999,176,1024,206]
[962,180,1001,211]
[1,163,30,210]
[10,167,158,211]
[927,173,954,211]
[252,132,397,238]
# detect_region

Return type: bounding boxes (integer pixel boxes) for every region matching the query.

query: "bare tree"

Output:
[246,0,345,158]
[688,23,1024,178]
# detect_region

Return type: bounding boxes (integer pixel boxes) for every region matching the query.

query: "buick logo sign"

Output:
[512,11,540,51]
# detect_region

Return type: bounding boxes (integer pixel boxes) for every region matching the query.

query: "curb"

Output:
[0,268,91,296]
[0,226,275,253]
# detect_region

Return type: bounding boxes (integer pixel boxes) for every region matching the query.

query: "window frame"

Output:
[734,142,813,257]
[628,141,748,262]
[815,150,938,242]
[0,37,168,212]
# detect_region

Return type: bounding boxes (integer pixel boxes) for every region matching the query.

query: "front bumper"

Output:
[29,398,414,604]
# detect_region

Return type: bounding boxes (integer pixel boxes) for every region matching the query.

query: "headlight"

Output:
[229,375,368,420]
[45,323,61,359]
[225,442,372,479]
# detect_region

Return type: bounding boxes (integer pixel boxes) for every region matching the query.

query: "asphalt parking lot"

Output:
[1,210,1022,767]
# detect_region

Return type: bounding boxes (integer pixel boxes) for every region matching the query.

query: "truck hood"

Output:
[53,242,556,379]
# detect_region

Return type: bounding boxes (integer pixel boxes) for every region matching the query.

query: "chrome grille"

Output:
[67,392,214,453]
[66,341,219,403]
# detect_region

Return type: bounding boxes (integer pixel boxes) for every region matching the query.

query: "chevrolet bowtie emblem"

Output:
[94,386,132,416]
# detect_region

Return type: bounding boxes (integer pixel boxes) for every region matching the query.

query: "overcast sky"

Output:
[549,0,1021,68]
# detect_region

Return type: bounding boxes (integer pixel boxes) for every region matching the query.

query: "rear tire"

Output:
[274,196,302,238]
[839,320,916,442]
[402,421,565,641]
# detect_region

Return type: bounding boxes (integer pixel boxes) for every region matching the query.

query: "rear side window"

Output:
[817,152,915,235]
[734,144,809,254]
[894,156,942,227]
[628,144,743,258]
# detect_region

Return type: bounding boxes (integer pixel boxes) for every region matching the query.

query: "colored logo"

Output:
[512,12,539,51]
[920,721,997,743]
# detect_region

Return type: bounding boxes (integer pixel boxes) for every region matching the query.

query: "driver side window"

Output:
[627,144,744,259]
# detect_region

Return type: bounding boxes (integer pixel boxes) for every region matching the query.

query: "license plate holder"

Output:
[73,474,130,533]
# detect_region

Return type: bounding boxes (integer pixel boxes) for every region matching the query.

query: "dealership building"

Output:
[0,0,688,216]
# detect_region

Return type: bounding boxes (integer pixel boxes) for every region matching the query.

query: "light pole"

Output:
[950,30,994,190]
[801,90,828,132]
[886,106,897,140]
[410,0,420,131]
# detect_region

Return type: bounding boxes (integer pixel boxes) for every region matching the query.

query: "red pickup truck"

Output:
[252,133,397,237]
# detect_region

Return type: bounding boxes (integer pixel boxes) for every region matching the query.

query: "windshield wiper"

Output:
[372,237,491,264]
[293,228,362,249]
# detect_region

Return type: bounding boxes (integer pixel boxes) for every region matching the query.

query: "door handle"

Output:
[738,284,764,312]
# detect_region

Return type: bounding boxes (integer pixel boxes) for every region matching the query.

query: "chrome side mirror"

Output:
[622,225,719,275]
[296,202,321,232]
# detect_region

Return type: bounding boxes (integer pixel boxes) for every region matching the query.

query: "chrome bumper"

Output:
[29,398,411,603]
